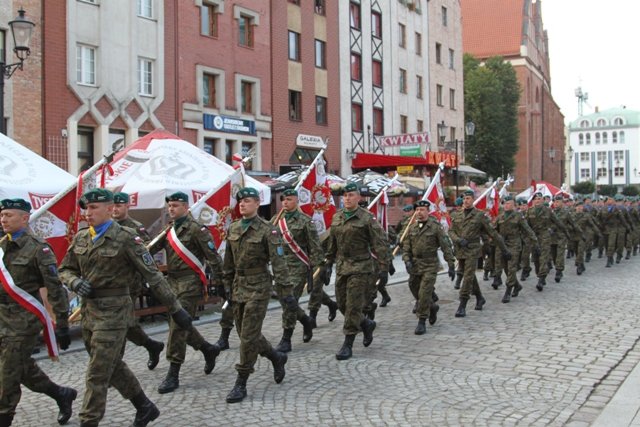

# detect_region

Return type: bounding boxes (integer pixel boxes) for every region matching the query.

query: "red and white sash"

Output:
[278,218,310,267]
[0,248,59,360]
[166,227,208,290]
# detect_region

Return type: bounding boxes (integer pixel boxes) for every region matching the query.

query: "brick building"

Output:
[462,0,566,189]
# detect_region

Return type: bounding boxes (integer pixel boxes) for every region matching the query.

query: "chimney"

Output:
[595,106,599,113]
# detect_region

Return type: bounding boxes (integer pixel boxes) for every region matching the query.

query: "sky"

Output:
[542,0,640,123]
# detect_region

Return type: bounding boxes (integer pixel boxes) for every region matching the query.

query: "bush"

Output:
[571,181,595,195]
[622,185,640,197]
[597,184,618,197]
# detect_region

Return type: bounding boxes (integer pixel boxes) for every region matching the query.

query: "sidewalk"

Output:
[592,360,640,426]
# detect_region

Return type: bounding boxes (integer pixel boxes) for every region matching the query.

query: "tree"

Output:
[571,181,596,195]
[597,185,618,197]
[464,54,520,180]
[622,185,639,197]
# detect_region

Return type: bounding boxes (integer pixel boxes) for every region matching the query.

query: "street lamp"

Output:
[438,120,475,197]
[0,8,36,135]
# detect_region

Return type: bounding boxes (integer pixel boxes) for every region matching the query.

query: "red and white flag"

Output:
[423,168,451,230]
[474,183,500,219]
[368,190,389,233]
[298,157,336,236]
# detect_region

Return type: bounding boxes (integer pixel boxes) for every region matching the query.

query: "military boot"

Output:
[326,300,338,322]
[157,363,180,394]
[264,348,287,383]
[586,251,592,262]
[130,391,160,427]
[483,271,489,281]
[0,414,13,427]
[474,294,486,310]
[365,302,378,321]
[414,318,427,335]
[226,374,249,403]
[361,318,376,347]
[626,250,631,260]
[336,335,356,360]
[512,281,523,297]
[428,303,439,325]
[598,248,603,258]
[454,273,462,289]
[144,338,164,370]
[379,287,391,307]
[299,315,315,343]
[502,287,512,303]
[576,263,585,275]
[432,291,439,303]
[201,342,220,374]
[491,275,503,290]
[214,327,232,351]
[536,276,546,291]
[634,247,638,256]
[554,270,563,283]
[45,384,77,425]
[616,254,622,264]
[520,268,530,281]
[455,299,468,318]
[275,328,293,353]
[606,256,613,268]
[308,309,318,328]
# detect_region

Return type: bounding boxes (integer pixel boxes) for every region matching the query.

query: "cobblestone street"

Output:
[15,256,640,426]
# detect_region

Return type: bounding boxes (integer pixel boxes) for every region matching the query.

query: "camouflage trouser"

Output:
[308,268,335,312]
[575,238,586,265]
[276,272,308,330]
[0,334,57,416]
[550,238,567,272]
[335,273,367,335]
[496,244,521,288]
[233,297,272,377]
[533,233,552,278]
[166,295,206,364]
[458,258,482,300]
[408,270,437,318]
[606,229,625,257]
[483,243,495,275]
[363,271,378,314]
[80,327,142,426]
[219,304,235,329]
[599,233,607,251]
[126,291,150,347]
[520,244,532,273]
[626,230,634,252]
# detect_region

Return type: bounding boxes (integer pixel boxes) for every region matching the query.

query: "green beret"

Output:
[414,200,431,209]
[0,198,32,212]
[614,194,624,201]
[236,187,260,201]
[502,195,514,202]
[358,200,368,208]
[282,189,298,198]
[113,192,130,204]
[516,198,527,205]
[553,194,564,201]
[79,188,114,209]
[532,192,543,199]
[402,204,414,212]
[343,182,358,193]
[165,191,189,203]
[462,190,474,197]
[575,201,584,206]
[455,197,463,206]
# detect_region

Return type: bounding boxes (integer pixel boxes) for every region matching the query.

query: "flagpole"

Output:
[366,173,399,210]
[472,178,501,208]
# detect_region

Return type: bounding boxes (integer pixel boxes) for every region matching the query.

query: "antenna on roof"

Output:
[575,86,590,116]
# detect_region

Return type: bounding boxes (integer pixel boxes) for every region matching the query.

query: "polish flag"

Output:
[368,190,389,232]
[298,158,336,236]
[474,186,500,219]
[424,169,451,230]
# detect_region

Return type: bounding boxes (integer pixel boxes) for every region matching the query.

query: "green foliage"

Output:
[571,181,596,195]
[597,184,618,197]
[622,185,640,197]
[464,54,520,180]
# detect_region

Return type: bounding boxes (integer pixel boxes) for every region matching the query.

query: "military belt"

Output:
[168,270,197,279]
[235,267,269,276]
[87,288,129,299]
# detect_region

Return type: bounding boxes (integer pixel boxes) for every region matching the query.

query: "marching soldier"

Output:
[598,195,630,267]
[448,190,510,317]
[525,192,567,290]
[573,201,602,275]
[401,200,455,334]
[112,192,165,370]
[322,183,390,360]
[550,195,582,283]
[517,198,534,281]
[494,195,538,303]
[451,197,464,289]
[307,235,339,323]
[59,189,192,427]
[148,192,224,394]
[222,187,290,403]
[582,196,598,262]
[273,189,321,353]
[394,204,414,240]
[0,199,76,427]
[620,197,635,260]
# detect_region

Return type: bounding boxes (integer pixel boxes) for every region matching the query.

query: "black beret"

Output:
[414,200,431,209]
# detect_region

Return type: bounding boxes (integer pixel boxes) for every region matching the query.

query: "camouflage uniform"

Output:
[0,231,71,422]
[525,204,567,289]
[573,209,601,270]
[148,214,222,366]
[598,203,629,264]
[59,222,180,426]
[550,205,582,279]
[307,237,339,321]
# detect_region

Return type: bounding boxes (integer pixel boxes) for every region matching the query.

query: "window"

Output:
[77,128,94,174]
[597,168,607,178]
[614,117,624,126]
[449,88,456,109]
[315,40,326,68]
[620,131,625,144]
[352,103,363,132]
[597,151,606,163]
[315,0,326,16]
[578,133,584,145]
[373,108,384,135]
[201,3,219,37]
[138,58,153,95]
[241,142,254,170]
[416,75,423,99]
[417,119,423,132]
[442,6,448,26]
[399,69,407,94]
[76,45,96,85]
[225,140,234,165]
[580,120,590,128]
[351,53,362,81]
[238,15,254,48]
[400,115,408,134]
[595,132,601,144]
[614,150,624,162]
[603,132,608,144]
[612,131,618,143]
[372,12,382,38]
[240,81,253,113]
[349,2,361,29]
[449,49,455,69]
[415,32,422,55]
[614,167,625,177]
[289,90,302,121]
[585,133,591,145]
[597,118,607,126]
[202,73,217,107]
[316,96,327,125]
[435,43,442,64]
[580,168,590,179]
[450,127,456,141]
[436,84,443,106]
[372,60,383,87]
[0,30,5,64]
[137,0,152,18]
[288,31,301,61]
[398,23,406,48]
[203,138,216,155]
[580,152,590,162]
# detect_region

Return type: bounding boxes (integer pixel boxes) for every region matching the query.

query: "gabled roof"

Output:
[462,0,525,59]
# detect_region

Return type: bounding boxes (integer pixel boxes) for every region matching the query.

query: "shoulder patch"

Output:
[142,252,154,266]
[207,241,216,250]
[42,247,51,254]
[48,264,58,275]
[276,246,284,256]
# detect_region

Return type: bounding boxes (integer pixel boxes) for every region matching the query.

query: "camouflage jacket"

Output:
[59,222,180,331]
[573,211,601,236]
[394,216,412,239]
[495,210,538,250]
[525,205,566,238]
[552,206,582,243]
[325,207,391,275]
[117,216,151,242]
[448,207,506,259]
[402,217,455,273]
[222,216,293,303]
[278,210,324,271]
[0,231,69,337]
[597,206,629,232]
